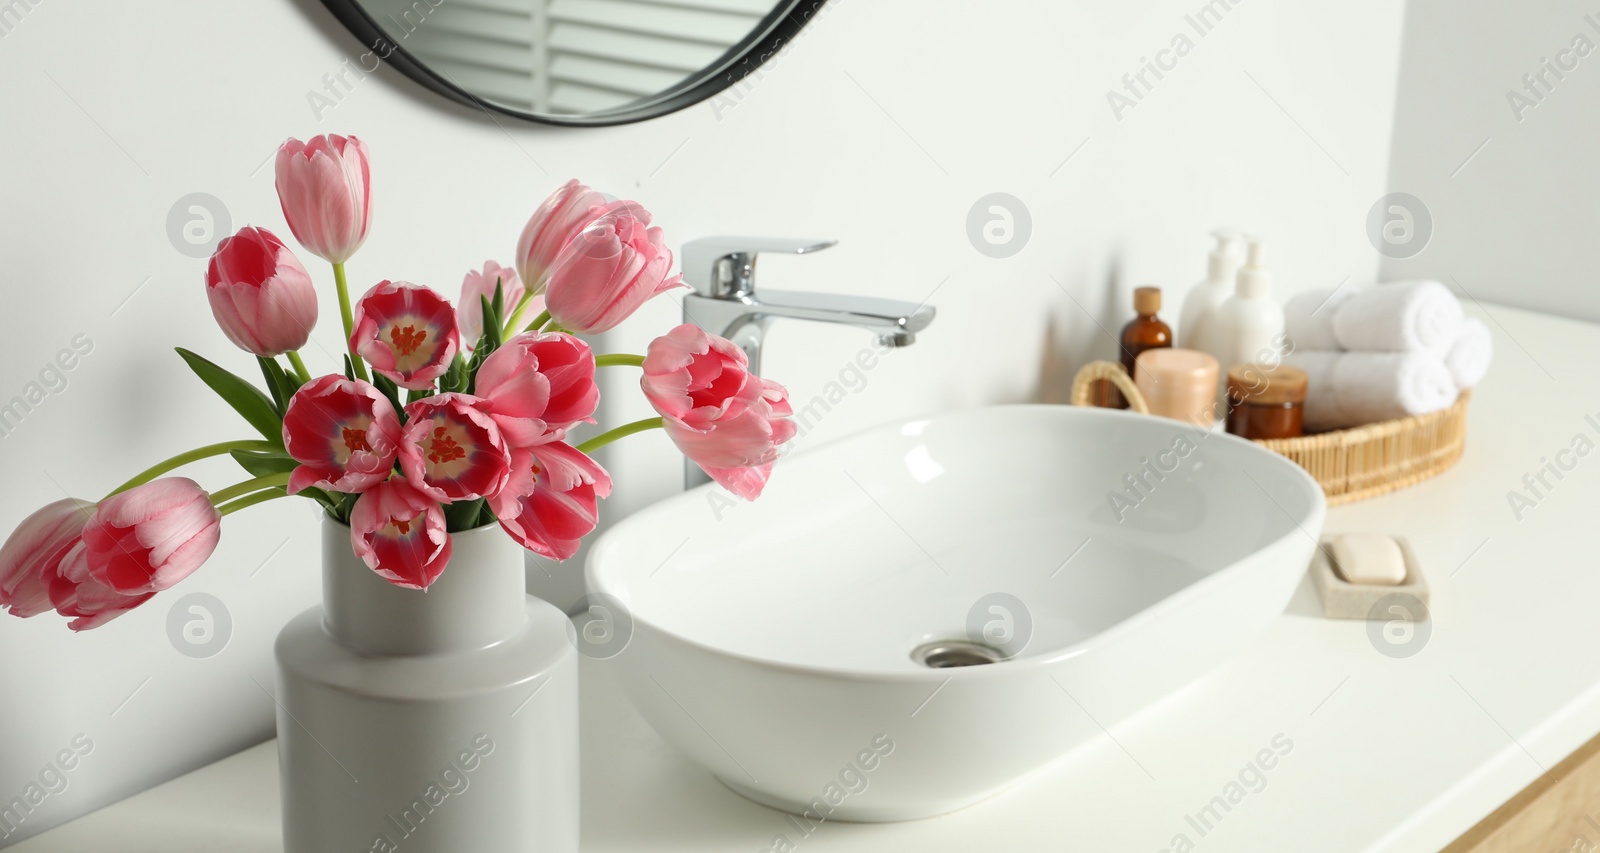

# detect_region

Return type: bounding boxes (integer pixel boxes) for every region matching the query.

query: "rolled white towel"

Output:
[1286,350,1458,431]
[1444,317,1493,389]
[1331,280,1463,354]
[1338,351,1458,425]
[1283,286,1357,352]
[1283,350,1347,430]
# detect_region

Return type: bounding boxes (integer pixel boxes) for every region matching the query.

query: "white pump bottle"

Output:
[1178,229,1243,357]
[1209,236,1285,374]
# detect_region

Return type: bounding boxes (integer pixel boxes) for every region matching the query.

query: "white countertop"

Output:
[13,301,1600,853]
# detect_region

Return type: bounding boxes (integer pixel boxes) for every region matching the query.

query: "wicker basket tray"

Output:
[1069,360,1470,506]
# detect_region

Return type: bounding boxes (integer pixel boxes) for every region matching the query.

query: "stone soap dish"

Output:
[1310,535,1429,620]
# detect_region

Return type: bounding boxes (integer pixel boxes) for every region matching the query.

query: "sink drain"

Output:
[911,640,1006,668]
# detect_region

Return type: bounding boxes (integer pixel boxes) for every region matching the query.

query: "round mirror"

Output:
[320,0,827,126]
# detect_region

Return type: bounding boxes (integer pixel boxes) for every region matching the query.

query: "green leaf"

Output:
[490,278,505,328]
[229,449,338,512]
[342,355,356,382]
[444,498,486,532]
[274,357,304,398]
[176,348,285,449]
[300,486,338,511]
[481,295,504,351]
[336,490,361,525]
[439,353,469,394]
[257,356,301,416]
[465,299,504,397]
[257,358,286,414]
[372,373,406,422]
[229,449,297,477]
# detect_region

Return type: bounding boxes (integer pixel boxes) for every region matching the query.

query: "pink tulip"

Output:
[50,542,154,631]
[490,440,611,561]
[82,478,221,595]
[516,180,617,295]
[642,324,796,500]
[399,394,512,503]
[543,208,684,334]
[0,498,94,619]
[476,331,598,447]
[282,375,403,495]
[351,280,461,390]
[274,134,372,264]
[350,478,452,589]
[457,260,528,349]
[205,226,319,357]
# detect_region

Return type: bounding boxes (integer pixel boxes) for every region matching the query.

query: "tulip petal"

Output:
[399,394,512,503]
[206,227,318,357]
[458,260,527,349]
[491,442,610,561]
[699,463,773,501]
[543,207,682,334]
[351,280,461,390]
[477,331,599,441]
[640,324,794,503]
[51,541,156,631]
[83,478,221,595]
[516,180,617,294]
[282,375,402,494]
[350,479,452,589]
[274,134,371,264]
[0,498,94,619]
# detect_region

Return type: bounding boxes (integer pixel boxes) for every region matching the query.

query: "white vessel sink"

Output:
[586,404,1325,821]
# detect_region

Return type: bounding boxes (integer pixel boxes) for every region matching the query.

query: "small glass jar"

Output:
[1226,364,1308,439]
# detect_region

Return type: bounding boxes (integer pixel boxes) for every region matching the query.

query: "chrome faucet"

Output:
[679,236,937,488]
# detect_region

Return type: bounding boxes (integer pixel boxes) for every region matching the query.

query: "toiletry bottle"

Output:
[1210,237,1285,380]
[1099,286,1172,408]
[1178,229,1242,355]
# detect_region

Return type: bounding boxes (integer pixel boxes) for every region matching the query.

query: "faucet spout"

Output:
[682,288,935,375]
[677,236,937,489]
[727,288,935,337]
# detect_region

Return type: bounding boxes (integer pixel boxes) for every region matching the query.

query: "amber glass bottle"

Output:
[1098,287,1172,409]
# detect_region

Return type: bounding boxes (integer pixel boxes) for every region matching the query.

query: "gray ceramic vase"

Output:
[274,517,579,853]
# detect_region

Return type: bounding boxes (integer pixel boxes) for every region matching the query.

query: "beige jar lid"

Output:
[1137,347,1215,382]
[1136,348,1219,420]
[1226,363,1309,405]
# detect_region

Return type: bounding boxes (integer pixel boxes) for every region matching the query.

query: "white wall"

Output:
[0,0,1404,843]
[1383,0,1600,320]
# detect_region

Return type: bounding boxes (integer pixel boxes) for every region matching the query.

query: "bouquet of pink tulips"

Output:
[0,134,795,630]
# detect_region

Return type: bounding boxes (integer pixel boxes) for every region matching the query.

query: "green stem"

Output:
[105,440,279,500]
[503,292,536,336]
[594,353,645,368]
[524,309,551,334]
[332,263,369,382]
[576,417,664,454]
[210,472,292,505]
[285,351,312,385]
[218,489,289,517]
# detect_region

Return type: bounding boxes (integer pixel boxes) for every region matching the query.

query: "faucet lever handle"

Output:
[681,236,837,298]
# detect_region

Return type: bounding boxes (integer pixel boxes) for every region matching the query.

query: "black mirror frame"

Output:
[318,0,830,127]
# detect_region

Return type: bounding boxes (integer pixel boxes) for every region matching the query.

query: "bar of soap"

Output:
[1329,533,1407,585]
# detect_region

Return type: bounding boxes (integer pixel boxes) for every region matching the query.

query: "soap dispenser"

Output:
[1210,236,1285,375]
[1178,228,1242,355]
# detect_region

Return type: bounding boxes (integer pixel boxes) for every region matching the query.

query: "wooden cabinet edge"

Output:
[1443,728,1600,852]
